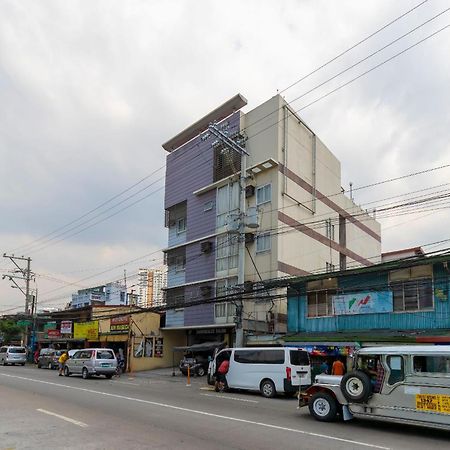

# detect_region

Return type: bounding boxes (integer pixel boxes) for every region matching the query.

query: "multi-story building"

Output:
[162,94,381,344]
[71,282,126,308]
[137,267,168,308]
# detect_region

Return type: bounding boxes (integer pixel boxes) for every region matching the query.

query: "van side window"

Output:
[387,355,404,385]
[234,350,284,364]
[413,356,450,374]
[290,350,309,366]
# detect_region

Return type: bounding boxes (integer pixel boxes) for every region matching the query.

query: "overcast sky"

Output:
[1,0,449,313]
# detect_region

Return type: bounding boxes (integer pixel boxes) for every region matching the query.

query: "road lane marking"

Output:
[201,393,259,403]
[112,381,140,386]
[37,408,88,427]
[1,373,389,449]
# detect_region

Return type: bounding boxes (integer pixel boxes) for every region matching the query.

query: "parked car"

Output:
[299,345,450,431]
[178,342,225,377]
[208,347,311,398]
[65,348,117,379]
[0,345,27,366]
[37,349,65,369]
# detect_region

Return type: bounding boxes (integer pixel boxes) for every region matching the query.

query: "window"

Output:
[307,290,335,317]
[214,303,226,318]
[413,355,450,374]
[390,265,433,312]
[176,217,186,234]
[325,219,335,240]
[217,183,240,228]
[387,355,404,385]
[256,184,272,205]
[256,233,271,253]
[96,350,114,360]
[175,255,186,272]
[234,349,285,364]
[216,234,238,272]
[289,350,310,366]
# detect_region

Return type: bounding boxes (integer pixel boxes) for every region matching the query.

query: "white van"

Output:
[0,346,27,366]
[208,347,311,397]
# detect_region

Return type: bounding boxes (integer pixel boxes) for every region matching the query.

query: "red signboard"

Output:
[47,329,61,339]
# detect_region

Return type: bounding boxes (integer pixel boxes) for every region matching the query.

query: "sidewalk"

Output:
[130,366,208,383]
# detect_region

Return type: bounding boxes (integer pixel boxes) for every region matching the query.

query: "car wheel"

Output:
[37,363,41,368]
[64,366,70,377]
[105,374,113,379]
[48,362,53,370]
[82,367,90,379]
[21,363,25,366]
[260,379,276,398]
[197,366,206,377]
[340,370,372,403]
[309,392,338,422]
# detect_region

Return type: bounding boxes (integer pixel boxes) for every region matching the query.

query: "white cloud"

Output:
[1,0,449,311]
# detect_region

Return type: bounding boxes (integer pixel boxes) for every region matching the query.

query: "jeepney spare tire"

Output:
[340,370,372,403]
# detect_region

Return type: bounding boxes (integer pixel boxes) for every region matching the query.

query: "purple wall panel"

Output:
[185,231,215,284]
[184,303,214,326]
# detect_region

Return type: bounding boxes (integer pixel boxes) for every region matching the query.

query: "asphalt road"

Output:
[0,364,449,450]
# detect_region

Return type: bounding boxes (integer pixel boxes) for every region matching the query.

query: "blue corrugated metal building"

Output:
[287,254,450,346]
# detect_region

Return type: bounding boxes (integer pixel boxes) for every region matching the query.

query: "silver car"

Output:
[0,346,27,366]
[64,348,117,379]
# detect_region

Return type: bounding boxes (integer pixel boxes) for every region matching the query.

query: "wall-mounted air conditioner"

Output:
[245,232,255,244]
[201,241,213,253]
[245,185,255,198]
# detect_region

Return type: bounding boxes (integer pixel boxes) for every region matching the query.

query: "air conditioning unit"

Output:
[245,185,255,198]
[245,232,255,244]
[201,241,213,253]
[200,285,212,296]
[244,281,254,293]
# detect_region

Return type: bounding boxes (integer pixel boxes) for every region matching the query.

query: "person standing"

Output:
[331,358,346,376]
[58,351,69,376]
[319,360,330,374]
[215,358,230,392]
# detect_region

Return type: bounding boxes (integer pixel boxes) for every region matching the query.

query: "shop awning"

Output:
[173,341,226,352]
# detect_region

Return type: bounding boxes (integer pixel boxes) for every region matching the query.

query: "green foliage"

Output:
[0,319,24,344]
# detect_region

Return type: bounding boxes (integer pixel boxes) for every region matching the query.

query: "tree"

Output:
[0,320,23,344]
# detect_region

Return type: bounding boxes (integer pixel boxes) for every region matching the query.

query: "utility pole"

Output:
[2,254,33,314]
[208,123,248,347]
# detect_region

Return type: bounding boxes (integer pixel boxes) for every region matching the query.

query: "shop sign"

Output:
[73,321,99,340]
[60,321,72,334]
[17,320,32,327]
[44,321,57,331]
[110,316,129,334]
[47,329,61,339]
[332,291,393,316]
[154,337,163,357]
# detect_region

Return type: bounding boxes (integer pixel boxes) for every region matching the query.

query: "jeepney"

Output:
[299,345,450,430]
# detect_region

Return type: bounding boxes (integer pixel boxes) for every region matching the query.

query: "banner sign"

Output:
[110,316,130,334]
[154,337,164,357]
[44,321,57,331]
[332,291,393,316]
[47,329,61,339]
[416,394,450,414]
[60,321,72,334]
[73,321,99,340]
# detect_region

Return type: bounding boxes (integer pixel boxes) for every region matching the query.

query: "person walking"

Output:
[319,360,330,374]
[331,358,346,376]
[58,351,69,376]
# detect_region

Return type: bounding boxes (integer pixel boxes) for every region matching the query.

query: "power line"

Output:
[279,0,430,94]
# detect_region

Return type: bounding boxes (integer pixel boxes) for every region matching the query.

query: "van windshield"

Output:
[9,348,26,354]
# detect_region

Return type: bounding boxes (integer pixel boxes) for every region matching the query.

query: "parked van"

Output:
[0,346,27,366]
[300,345,450,430]
[64,348,117,379]
[208,347,311,397]
[37,348,65,370]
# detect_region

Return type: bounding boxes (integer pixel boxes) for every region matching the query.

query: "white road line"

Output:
[112,381,139,386]
[1,373,389,449]
[37,408,88,427]
[201,393,259,403]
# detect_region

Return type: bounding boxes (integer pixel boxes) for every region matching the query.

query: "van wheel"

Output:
[197,367,206,377]
[82,368,90,379]
[260,379,276,398]
[105,374,113,379]
[309,392,338,422]
[37,363,41,369]
[340,370,372,403]
[64,366,70,377]
[21,363,25,366]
